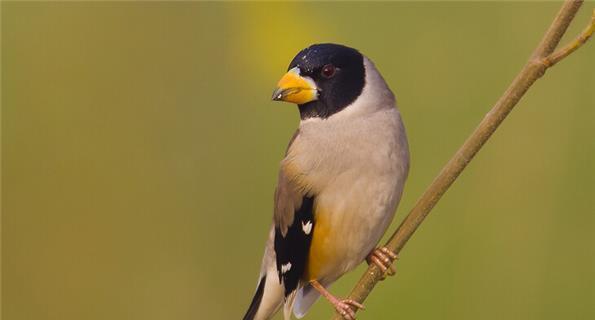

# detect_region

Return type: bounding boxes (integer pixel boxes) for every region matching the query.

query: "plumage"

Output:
[274,195,314,296]
[243,43,409,320]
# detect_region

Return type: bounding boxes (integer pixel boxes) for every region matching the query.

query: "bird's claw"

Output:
[366,247,398,280]
[310,279,365,319]
[334,299,365,320]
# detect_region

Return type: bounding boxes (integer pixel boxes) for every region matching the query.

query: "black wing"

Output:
[274,195,315,296]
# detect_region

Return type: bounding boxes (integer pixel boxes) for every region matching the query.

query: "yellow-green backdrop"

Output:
[3,2,595,320]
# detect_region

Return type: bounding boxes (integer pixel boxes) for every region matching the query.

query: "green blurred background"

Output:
[2,2,595,320]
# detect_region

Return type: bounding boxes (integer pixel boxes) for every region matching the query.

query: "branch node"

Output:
[542,7,595,67]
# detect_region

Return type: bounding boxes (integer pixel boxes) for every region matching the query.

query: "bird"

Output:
[242,43,410,320]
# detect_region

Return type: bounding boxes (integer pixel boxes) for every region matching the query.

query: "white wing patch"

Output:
[301,220,312,235]
[281,262,292,274]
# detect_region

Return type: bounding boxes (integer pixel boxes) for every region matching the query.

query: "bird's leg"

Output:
[309,279,364,320]
[366,247,398,280]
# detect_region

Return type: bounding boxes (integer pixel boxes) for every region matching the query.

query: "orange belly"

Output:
[304,209,337,281]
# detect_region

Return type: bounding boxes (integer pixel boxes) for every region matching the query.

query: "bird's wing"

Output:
[272,131,316,297]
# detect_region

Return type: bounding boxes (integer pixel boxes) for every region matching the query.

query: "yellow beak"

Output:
[272,67,318,104]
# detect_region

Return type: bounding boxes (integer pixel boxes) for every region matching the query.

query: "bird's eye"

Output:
[321,64,336,78]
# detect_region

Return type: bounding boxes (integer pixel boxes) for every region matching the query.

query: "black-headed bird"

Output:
[243,43,409,320]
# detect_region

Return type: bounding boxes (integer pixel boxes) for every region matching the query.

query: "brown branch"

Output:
[544,8,595,67]
[332,1,593,319]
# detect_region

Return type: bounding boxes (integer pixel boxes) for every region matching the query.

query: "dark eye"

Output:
[321,64,336,78]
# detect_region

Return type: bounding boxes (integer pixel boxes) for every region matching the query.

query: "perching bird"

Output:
[243,43,409,320]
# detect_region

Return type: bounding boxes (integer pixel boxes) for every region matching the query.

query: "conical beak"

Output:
[272,67,318,104]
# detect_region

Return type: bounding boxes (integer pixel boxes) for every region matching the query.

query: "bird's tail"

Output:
[243,227,285,320]
[292,283,322,318]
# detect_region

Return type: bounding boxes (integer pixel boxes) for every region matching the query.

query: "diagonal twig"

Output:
[543,8,595,67]
[332,1,594,319]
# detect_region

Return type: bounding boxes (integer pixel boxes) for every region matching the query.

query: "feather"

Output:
[292,283,323,318]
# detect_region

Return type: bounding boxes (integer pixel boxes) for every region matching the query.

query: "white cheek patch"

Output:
[301,220,313,235]
[281,262,292,274]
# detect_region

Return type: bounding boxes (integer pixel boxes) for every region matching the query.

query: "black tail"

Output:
[243,276,266,320]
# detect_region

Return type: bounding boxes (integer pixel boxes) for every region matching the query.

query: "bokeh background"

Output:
[2,2,595,320]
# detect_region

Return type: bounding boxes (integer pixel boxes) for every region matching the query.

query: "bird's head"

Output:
[272,43,366,119]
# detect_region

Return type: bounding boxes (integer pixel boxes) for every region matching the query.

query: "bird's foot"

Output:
[310,280,365,320]
[366,247,398,280]
[331,299,365,320]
